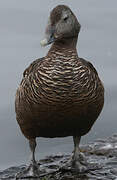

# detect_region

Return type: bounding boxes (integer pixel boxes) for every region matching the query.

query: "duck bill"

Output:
[40,23,55,47]
[40,36,55,47]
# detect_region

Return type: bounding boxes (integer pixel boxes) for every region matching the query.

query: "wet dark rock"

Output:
[1,134,117,180]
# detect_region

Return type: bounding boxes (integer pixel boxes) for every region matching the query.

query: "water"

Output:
[0,0,117,170]
[1,135,117,179]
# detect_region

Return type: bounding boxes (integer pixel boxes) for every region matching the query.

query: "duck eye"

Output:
[63,16,68,21]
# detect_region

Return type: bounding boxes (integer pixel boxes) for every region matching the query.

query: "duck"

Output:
[15,4,104,178]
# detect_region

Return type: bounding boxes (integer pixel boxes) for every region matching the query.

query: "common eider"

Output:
[15,5,104,178]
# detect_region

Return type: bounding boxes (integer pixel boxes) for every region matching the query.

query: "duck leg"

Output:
[72,136,87,172]
[16,138,40,179]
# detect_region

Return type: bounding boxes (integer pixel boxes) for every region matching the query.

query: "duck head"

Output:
[40,5,81,47]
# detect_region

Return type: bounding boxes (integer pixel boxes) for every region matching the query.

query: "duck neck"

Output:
[47,36,78,57]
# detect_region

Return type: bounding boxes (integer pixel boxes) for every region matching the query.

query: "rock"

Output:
[1,135,117,179]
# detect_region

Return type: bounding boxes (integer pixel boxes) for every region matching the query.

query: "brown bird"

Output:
[15,5,104,178]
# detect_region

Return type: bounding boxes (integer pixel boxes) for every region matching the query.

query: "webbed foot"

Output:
[61,136,88,173]
[71,151,88,172]
[61,151,88,173]
[15,161,40,179]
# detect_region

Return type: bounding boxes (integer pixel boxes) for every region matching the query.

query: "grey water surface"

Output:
[0,0,117,171]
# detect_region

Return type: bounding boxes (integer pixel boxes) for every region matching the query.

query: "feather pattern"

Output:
[15,47,104,139]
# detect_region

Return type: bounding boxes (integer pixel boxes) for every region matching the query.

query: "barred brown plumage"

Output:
[15,5,104,178]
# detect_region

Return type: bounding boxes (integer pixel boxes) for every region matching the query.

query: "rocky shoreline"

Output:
[1,134,117,180]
